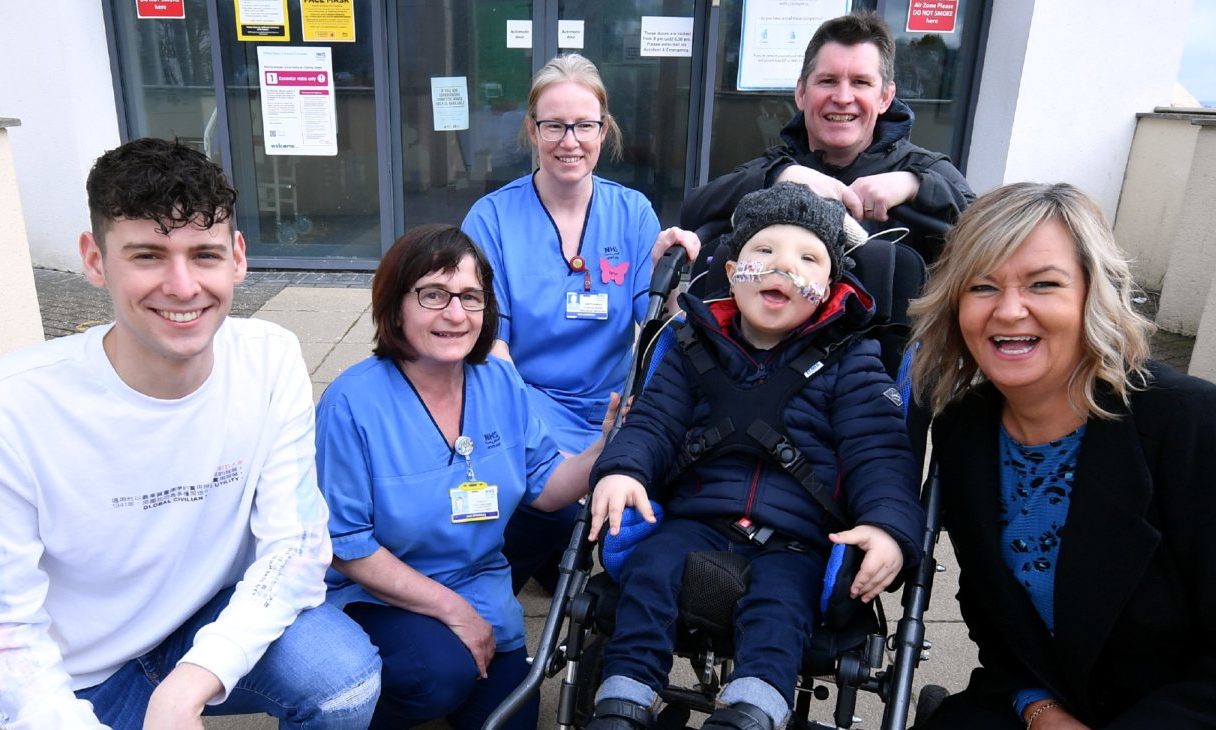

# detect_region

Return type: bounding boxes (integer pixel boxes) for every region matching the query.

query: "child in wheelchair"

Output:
[584,183,926,730]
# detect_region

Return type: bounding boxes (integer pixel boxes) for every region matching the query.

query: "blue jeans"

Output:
[75,587,381,729]
[602,518,824,705]
[345,601,538,730]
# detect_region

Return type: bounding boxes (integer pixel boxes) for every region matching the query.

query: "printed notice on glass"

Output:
[906,0,957,33]
[558,19,584,49]
[257,46,337,155]
[431,76,470,132]
[640,16,694,57]
[301,0,355,42]
[506,19,532,49]
[236,0,290,41]
[137,0,185,19]
[737,0,848,90]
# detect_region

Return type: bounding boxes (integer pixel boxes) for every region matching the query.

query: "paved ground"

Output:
[27,268,1198,729]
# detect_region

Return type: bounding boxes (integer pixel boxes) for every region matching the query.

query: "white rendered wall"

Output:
[967,0,1193,220]
[0,123,44,355]
[0,4,121,272]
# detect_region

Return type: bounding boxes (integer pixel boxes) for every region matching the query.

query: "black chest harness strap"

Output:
[672,324,852,528]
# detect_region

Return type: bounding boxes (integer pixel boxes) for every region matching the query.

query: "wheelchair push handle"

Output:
[649,243,690,298]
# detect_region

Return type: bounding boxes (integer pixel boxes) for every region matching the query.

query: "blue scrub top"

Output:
[315,355,563,651]
[462,173,661,453]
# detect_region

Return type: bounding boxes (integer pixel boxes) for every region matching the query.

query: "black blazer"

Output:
[933,362,1216,728]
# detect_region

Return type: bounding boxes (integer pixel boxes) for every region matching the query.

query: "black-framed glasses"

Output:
[412,286,488,311]
[533,118,605,143]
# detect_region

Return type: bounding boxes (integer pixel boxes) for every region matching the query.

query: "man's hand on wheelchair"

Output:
[848,171,920,223]
[775,164,863,218]
[588,474,655,542]
[828,525,904,603]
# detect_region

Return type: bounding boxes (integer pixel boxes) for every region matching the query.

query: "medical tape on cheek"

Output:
[790,276,826,306]
[731,261,827,306]
[730,259,768,284]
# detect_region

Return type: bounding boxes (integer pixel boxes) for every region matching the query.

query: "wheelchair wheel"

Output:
[915,684,949,723]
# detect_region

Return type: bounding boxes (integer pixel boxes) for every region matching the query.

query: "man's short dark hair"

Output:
[799,11,896,86]
[371,224,500,365]
[86,138,237,247]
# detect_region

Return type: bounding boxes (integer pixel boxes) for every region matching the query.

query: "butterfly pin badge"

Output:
[600,259,629,286]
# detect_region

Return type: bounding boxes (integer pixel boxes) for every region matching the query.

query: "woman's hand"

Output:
[829,525,904,602]
[1022,700,1091,729]
[650,226,701,267]
[600,392,625,436]
[444,596,497,679]
[588,474,654,542]
[331,548,497,676]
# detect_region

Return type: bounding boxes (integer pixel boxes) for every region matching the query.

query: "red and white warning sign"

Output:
[907,0,958,33]
[136,0,185,19]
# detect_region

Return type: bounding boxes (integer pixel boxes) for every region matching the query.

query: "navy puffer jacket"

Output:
[591,280,924,566]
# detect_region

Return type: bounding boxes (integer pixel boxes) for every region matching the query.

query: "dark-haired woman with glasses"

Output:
[315,224,616,730]
[461,53,699,595]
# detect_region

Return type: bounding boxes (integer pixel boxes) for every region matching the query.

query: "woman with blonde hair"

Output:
[462,53,698,594]
[909,182,1216,729]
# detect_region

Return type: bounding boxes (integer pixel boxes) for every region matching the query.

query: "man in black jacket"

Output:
[682,11,973,263]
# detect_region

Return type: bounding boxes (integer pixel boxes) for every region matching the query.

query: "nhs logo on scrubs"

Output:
[483,431,502,449]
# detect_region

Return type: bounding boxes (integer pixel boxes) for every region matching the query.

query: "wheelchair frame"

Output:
[485,207,949,730]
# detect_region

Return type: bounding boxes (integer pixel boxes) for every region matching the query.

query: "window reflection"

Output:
[219,0,381,260]
[109,0,215,154]
[559,0,694,225]
[708,0,979,180]
[396,1,534,230]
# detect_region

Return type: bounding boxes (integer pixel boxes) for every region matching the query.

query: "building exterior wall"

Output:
[0,3,119,273]
[967,0,1192,220]
[0,1,1200,270]
[0,122,45,354]
[1114,114,1202,290]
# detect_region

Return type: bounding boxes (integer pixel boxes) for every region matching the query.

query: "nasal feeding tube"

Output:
[730,259,827,308]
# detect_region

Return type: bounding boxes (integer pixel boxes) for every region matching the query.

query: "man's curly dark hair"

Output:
[87,138,237,248]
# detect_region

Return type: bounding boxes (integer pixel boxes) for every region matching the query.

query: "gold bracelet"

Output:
[1025,700,1060,729]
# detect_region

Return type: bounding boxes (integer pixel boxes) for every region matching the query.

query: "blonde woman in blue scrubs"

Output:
[462,53,698,593]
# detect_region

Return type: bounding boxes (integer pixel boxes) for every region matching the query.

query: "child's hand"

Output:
[828,525,904,602]
[588,474,653,542]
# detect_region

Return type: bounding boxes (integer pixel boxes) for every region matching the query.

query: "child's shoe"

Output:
[586,697,656,729]
[701,702,774,730]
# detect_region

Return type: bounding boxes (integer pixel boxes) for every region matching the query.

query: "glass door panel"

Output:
[558,0,696,225]
[218,0,381,261]
[395,0,535,230]
[707,0,981,180]
[108,0,217,157]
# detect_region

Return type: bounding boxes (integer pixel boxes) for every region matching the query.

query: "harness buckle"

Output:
[731,517,775,545]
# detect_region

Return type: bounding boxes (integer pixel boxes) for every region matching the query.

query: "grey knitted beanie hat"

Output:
[726,181,851,281]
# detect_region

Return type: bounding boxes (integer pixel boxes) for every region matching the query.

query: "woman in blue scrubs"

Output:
[462,53,699,593]
[315,224,615,730]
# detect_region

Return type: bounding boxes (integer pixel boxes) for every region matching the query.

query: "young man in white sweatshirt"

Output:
[0,138,380,729]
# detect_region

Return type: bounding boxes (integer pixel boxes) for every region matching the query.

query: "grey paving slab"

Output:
[259,286,371,313]
[299,341,336,377]
[343,309,377,345]
[313,342,376,385]
[252,310,361,344]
